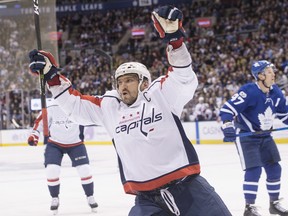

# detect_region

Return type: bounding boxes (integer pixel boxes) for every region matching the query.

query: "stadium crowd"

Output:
[1,0,288,129]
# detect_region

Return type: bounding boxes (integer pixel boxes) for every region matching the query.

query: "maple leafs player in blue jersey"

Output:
[28,6,232,216]
[220,60,288,216]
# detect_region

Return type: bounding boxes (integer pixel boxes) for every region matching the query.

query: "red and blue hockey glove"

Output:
[221,121,236,142]
[29,49,61,86]
[151,5,186,46]
[27,134,39,146]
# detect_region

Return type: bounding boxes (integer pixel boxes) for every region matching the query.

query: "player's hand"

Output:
[221,121,236,142]
[151,5,185,43]
[27,134,39,146]
[29,49,60,85]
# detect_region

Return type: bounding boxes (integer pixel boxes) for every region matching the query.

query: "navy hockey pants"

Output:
[129,175,232,216]
[44,142,89,167]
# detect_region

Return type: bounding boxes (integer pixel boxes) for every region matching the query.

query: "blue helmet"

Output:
[251,60,274,80]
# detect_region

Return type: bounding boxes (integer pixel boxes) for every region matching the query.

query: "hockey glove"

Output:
[29,49,61,86]
[221,121,236,142]
[152,5,186,45]
[28,134,39,146]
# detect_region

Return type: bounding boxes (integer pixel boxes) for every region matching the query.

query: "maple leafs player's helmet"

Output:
[114,62,151,86]
[251,60,275,80]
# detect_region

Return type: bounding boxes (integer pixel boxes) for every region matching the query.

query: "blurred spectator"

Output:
[1,0,288,128]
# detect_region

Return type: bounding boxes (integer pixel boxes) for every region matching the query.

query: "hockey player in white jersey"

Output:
[28,6,231,216]
[27,100,98,215]
[220,60,288,216]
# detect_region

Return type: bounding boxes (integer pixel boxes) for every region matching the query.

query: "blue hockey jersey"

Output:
[220,82,288,134]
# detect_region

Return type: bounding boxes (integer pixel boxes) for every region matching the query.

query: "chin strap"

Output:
[261,75,271,89]
[257,73,270,90]
[138,78,143,94]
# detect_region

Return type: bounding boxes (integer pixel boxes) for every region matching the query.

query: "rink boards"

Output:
[1,120,288,146]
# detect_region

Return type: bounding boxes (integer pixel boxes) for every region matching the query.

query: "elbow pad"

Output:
[47,75,72,98]
[166,43,192,68]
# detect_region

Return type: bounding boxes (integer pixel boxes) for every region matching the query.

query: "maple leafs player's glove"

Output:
[152,5,185,44]
[27,134,39,146]
[29,49,61,86]
[221,121,236,142]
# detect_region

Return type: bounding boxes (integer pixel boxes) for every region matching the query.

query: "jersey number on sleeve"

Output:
[231,93,245,105]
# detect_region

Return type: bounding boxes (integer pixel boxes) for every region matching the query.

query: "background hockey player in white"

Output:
[220,60,288,216]
[27,99,98,215]
[28,6,232,216]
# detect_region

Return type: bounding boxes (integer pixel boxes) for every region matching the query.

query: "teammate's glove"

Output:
[221,121,236,142]
[152,5,185,44]
[27,134,39,146]
[29,49,61,86]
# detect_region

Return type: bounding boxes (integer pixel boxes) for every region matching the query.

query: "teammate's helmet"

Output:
[114,62,151,85]
[251,60,274,80]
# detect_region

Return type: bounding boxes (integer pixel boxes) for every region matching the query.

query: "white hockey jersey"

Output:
[31,100,84,147]
[50,44,200,194]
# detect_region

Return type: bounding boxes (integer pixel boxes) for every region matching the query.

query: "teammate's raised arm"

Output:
[29,49,64,87]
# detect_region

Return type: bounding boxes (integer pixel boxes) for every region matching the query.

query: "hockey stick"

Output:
[33,0,49,137]
[236,126,288,137]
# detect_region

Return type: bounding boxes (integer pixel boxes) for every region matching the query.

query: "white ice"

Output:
[1,144,288,216]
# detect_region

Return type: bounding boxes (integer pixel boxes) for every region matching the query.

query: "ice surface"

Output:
[1,144,288,216]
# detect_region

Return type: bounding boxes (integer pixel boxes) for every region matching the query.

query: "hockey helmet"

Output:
[251,60,275,80]
[114,62,151,85]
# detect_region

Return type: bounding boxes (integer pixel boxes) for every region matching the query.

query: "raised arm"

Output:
[152,6,198,116]
[28,50,104,126]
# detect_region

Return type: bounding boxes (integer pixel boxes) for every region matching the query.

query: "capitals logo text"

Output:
[115,108,162,136]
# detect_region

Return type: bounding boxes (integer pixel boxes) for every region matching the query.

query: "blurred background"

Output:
[0,0,288,130]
